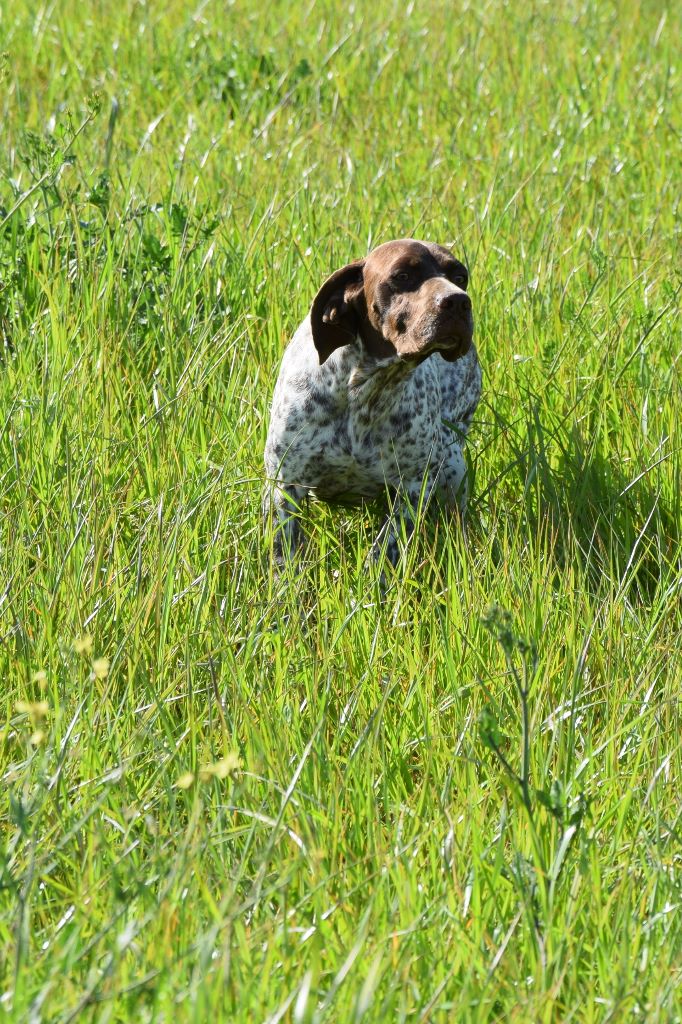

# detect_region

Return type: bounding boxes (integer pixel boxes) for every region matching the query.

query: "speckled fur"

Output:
[263,239,482,565]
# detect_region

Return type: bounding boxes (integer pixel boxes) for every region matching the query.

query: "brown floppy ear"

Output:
[310,259,365,364]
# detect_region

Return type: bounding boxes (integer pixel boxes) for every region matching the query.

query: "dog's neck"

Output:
[344,338,419,425]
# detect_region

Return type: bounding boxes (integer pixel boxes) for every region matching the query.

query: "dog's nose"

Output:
[437,291,472,315]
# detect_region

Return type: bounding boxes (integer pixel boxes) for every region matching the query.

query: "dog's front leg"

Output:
[441,443,469,515]
[263,481,307,566]
[369,479,435,568]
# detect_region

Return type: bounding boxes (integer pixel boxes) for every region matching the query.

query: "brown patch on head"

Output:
[310,239,473,365]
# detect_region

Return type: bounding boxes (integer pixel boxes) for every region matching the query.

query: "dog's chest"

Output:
[303,363,443,497]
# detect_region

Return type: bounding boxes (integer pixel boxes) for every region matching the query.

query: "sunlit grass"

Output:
[1,0,680,1020]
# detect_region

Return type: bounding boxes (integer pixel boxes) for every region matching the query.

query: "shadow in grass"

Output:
[477,399,679,601]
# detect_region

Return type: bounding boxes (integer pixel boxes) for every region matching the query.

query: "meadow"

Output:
[1,0,680,1019]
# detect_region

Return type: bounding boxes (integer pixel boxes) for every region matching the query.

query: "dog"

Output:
[263,238,482,566]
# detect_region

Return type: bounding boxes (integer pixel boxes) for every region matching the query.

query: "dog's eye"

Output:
[442,262,468,289]
[445,266,468,289]
[391,270,417,290]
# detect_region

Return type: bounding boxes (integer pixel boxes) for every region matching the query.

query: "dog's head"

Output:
[310,239,473,365]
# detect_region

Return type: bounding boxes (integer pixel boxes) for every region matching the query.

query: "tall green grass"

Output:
[1,0,680,1019]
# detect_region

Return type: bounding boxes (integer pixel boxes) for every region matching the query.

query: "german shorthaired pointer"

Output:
[263,239,482,566]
